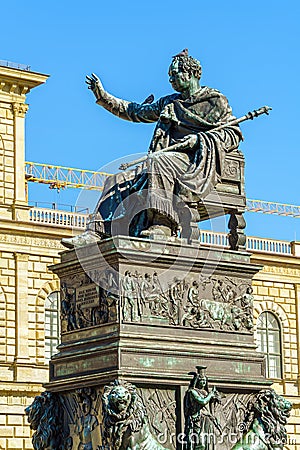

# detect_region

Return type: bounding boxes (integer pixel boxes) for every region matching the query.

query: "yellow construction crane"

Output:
[246,199,300,218]
[25,161,300,218]
[25,161,110,192]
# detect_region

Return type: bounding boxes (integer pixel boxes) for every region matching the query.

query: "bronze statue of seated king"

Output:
[62,50,268,250]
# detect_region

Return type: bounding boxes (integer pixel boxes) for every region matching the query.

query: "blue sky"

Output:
[2,1,300,240]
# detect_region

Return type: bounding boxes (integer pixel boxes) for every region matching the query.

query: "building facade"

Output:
[0,64,299,449]
[0,65,74,450]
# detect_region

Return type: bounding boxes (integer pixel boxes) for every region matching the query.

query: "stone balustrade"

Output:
[29,207,88,229]
[29,207,294,256]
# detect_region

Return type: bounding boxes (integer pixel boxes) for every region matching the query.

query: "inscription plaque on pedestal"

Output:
[76,284,100,309]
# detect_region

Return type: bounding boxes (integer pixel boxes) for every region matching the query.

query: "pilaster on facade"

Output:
[0,66,48,221]
[11,102,29,118]
[13,252,30,372]
[11,101,29,221]
[295,283,300,395]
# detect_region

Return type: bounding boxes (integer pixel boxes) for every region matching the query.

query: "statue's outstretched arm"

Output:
[86,73,161,123]
[86,73,131,121]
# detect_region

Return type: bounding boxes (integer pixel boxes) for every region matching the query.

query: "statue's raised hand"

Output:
[86,73,105,100]
[211,386,222,403]
[119,162,130,171]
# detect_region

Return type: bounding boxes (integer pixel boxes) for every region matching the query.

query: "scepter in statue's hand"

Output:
[118,106,272,171]
[119,134,199,170]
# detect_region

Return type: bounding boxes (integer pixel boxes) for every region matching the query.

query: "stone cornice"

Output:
[0,218,75,238]
[0,66,49,100]
[0,220,76,254]
[253,263,300,281]
[251,252,300,269]
[0,232,65,251]
[0,379,46,394]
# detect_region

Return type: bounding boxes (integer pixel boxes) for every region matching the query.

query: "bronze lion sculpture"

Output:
[25,391,69,450]
[231,389,292,450]
[102,380,167,450]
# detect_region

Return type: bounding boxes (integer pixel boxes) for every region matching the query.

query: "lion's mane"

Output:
[244,389,292,448]
[25,391,67,450]
[102,380,146,450]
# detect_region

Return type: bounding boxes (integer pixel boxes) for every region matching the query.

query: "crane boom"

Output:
[246,199,300,218]
[25,161,110,191]
[25,161,300,218]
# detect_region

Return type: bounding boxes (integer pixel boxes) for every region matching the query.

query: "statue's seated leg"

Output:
[140,211,177,238]
[61,170,138,248]
[142,151,190,238]
[61,230,101,249]
[61,150,193,247]
[61,213,108,249]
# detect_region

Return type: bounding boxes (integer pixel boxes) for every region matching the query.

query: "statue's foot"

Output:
[61,230,101,249]
[140,225,172,239]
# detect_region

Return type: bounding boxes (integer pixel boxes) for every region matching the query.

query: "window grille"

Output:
[45,291,60,360]
[256,311,282,379]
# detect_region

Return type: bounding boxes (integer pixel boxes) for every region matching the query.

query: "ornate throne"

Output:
[182,149,246,250]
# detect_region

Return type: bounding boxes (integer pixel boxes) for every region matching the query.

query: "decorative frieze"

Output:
[0,232,64,249]
[60,267,254,333]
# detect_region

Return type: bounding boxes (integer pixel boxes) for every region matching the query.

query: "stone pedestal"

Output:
[44,236,270,449]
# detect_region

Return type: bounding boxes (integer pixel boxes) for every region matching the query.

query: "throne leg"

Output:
[179,205,200,241]
[228,211,246,251]
[189,208,201,241]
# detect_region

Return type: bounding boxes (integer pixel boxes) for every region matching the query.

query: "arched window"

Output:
[45,291,60,360]
[256,311,282,379]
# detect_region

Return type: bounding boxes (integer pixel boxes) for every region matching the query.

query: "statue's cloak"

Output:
[95,86,242,229]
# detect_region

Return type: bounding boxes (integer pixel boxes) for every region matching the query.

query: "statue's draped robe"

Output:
[184,387,220,450]
[93,87,242,234]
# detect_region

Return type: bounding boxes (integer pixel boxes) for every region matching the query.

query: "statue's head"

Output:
[169,50,202,93]
[196,376,208,390]
[194,365,208,390]
[82,396,92,416]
